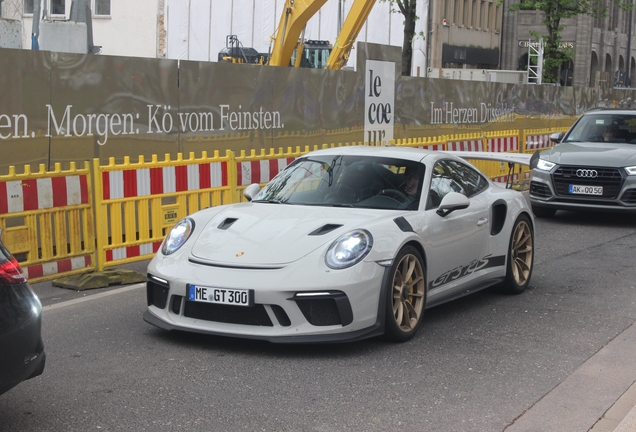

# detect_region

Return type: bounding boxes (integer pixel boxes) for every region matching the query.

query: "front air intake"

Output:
[147,276,169,309]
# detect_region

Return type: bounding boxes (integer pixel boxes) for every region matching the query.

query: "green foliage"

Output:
[509,0,633,83]
[380,0,419,76]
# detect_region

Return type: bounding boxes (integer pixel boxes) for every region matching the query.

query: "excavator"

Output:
[220,0,377,70]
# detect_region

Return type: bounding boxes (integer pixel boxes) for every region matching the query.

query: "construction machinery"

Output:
[218,0,376,70]
[218,35,268,65]
[268,0,377,70]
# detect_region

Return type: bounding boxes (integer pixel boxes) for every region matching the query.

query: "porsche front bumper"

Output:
[144,255,390,343]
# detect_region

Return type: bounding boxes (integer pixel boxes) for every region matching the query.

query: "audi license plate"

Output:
[188,284,253,307]
[569,185,603,195]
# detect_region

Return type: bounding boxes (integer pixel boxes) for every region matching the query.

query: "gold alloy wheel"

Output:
[392,253,426,332]
[510,220,533,286]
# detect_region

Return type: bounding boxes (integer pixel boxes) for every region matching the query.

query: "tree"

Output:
[380,0,418,76]
[508,0,633,83]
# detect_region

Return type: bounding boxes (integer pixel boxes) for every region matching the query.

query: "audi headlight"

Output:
[536,159,556,172]
[325,229,373,269]
[626,166,636,176]
[162,218,194,255]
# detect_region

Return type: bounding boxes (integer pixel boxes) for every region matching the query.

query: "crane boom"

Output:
[325,0,377,70]
[267,0,377,70]
[268,0,329,67]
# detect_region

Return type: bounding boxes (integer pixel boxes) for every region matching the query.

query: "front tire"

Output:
[384,246,426,342]
[501,214,534,294]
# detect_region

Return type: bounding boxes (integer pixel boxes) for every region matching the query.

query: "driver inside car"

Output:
[400,165,423,209]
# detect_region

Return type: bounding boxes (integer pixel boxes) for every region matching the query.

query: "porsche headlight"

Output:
[536,159,556,172]
[325,229,373,269]
[625,166,636,176]
[161,218,194,255]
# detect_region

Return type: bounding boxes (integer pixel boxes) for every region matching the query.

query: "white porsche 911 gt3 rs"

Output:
[144,146,535,343]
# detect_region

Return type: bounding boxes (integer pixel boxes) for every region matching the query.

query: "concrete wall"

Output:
[0,18,21,48]
[17,0,159,57]
[39,21,87,53]
[91,0,159,57]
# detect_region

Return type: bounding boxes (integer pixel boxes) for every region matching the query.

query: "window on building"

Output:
[463,0,469,26]
[51,0,65,15]
[444,0,452,24]
[24,0,34,14]
[454,0,462,26]
[95,0,110,16]
[482,2,488,30]
[471,0,478,28]
[495,4,502,32]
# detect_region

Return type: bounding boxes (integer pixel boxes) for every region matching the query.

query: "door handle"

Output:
[477,218,488,226]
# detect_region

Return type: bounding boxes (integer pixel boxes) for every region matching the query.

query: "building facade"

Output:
[500,0,636,87]
[428,0,504,70]
[0,0,164,58]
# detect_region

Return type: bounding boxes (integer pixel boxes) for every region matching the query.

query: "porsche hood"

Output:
[189,203,395,266]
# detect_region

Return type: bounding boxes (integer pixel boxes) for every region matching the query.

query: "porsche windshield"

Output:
[253,155,425,210]
[565,113,636,144]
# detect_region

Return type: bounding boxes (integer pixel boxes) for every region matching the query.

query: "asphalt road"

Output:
[1,211,636,432]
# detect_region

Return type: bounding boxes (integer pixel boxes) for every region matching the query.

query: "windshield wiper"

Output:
[325,203,354,208]
[252,199,285,204]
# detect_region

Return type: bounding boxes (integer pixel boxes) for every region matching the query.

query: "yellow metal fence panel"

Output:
[0,162,96,283]
[93,151,235,270]
[392,136,446,151]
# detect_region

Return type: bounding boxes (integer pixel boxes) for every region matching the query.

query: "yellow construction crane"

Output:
[267,0,377,70]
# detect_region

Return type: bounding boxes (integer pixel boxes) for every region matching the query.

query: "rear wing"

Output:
[446,150,541,189]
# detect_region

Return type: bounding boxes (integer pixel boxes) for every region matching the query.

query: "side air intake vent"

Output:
[309,224,343,236]
[218,218,238,230]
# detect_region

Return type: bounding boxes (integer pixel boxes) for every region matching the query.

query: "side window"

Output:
[95,0,111,16]
[51,0,65,15]
[447,160,488,196]
[427,160,487,209]
[24,0,34,14]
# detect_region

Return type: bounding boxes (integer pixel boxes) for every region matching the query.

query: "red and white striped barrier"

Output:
[491,173,521,184]
[24,255,92,280]
[418,144,445,151]
[106,241,163,262]
[525,134,552,150]
[0,175,89,214]
[446,140,483,152]
[101,162,228,199]
[487,136,519,152]
[237,158,295,186]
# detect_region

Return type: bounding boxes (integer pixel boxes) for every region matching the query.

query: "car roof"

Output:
[584,108,636,115]
[304,145,433,163]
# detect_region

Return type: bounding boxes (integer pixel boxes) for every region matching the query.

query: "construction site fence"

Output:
[1,128,567,282]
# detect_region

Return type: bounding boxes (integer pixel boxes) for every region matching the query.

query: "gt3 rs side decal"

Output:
[430,254,506,289]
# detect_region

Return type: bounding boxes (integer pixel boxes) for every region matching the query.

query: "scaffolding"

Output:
[527,39,544,85]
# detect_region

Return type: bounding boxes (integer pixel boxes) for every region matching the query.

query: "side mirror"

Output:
[243,183,261,201]
[549,131,564,143]
[436,192,470,217]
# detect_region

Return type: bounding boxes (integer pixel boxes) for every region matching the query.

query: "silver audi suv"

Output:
[530,109,636,217]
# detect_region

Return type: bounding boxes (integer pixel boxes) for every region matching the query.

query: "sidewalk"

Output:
[591,380,636,432]
[504,322,636,431]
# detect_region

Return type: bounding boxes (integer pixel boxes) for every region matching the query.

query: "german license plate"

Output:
[187,284,253,307]
[569,185,603,195]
